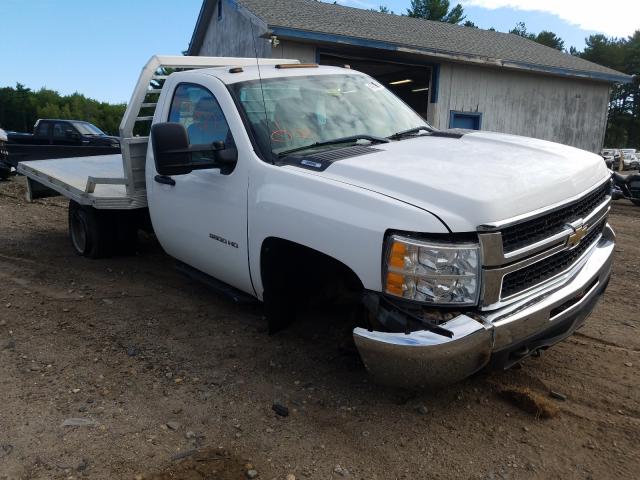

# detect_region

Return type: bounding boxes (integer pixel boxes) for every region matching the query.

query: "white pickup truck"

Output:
[18,56,615,387]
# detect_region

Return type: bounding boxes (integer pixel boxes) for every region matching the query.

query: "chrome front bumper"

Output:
[353,224,615,388]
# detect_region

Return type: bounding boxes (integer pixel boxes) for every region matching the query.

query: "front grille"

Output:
[501,220,606,298]
[501,182,610,253]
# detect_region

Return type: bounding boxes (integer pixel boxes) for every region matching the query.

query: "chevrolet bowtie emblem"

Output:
[567,225,588,248]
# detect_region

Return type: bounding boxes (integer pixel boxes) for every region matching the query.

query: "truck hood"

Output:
[320,131,610,231]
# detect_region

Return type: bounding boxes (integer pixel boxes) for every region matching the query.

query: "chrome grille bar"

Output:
[478,178,612,310]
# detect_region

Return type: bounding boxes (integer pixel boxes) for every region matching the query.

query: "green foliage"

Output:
[0,84,126,136]
[579,31,640,148]
[534,31,565,51]
[509,22,564,51]
[370,5,393,14]
[509,21,529,38]
[406,0,465,24]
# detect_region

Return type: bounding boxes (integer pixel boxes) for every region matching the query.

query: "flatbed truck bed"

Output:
[19,154,147,209]
[16,55,298,210]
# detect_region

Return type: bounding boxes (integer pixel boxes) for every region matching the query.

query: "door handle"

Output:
[154,175,176,186]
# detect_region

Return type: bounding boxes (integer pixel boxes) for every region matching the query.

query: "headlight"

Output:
[383,234,480,306]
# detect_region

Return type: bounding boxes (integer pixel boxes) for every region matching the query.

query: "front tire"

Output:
[68,201,114,258]
[0,167,10,180]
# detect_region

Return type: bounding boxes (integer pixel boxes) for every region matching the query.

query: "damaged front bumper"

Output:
[353,225,615,388]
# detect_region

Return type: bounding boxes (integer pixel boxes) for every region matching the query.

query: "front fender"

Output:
[248,163,449,299]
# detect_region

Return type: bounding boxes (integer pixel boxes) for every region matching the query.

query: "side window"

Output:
[35,122,50,137]
[168,83,232,147]
[53,122,72,139]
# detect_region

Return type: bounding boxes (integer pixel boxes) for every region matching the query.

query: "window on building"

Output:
[217,0,223,21]
[449,111,482,130]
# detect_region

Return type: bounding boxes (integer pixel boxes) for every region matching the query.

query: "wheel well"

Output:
[260,237,364,308]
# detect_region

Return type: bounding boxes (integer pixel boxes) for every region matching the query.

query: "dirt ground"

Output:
[0,176,638,480]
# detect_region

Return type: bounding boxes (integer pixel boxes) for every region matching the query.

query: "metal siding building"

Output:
[188,0,630,152]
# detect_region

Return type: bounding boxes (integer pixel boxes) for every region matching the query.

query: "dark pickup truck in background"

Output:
[0,128,9,179]
[4,119,121,168]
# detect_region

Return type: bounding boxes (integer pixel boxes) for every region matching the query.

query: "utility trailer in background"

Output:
[18,55,299,208]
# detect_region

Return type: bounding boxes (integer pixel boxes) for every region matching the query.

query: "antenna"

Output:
[247,11,275,164]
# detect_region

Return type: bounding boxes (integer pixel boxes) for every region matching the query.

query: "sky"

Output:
[1,0,638,104]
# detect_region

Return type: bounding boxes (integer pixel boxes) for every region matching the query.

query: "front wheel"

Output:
[0,167,10,180]
[68,201,114,258]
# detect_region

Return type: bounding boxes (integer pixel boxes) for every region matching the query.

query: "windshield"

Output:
[71,121,105,136]
[231,74,427,158]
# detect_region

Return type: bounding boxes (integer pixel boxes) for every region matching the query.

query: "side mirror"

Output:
[151,123,193,176]
[214,142,238,174]
[151,122,238,176]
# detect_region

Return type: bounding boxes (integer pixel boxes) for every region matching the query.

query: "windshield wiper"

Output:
[387,125,433,140]
[277,134,389,158]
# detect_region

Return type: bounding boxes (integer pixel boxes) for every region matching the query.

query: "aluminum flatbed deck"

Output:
[18,155,147,209]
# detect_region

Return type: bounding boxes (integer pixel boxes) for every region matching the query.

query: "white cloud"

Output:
[461,0,640,38]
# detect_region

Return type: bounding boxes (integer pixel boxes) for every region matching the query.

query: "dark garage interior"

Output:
[319,53,432,119]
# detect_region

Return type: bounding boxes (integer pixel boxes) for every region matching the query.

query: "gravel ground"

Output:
[0,176,639,480]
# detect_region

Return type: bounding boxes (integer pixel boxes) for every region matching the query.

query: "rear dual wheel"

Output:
[68,201,138,258]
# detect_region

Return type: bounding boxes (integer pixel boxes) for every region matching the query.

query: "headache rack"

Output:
[18,55,299,209]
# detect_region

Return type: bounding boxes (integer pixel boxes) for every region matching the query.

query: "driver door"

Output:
[147,79,253,296]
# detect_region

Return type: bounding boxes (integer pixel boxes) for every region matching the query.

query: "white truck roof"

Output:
[192,64,361,85]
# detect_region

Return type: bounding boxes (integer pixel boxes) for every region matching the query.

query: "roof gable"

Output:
[190,0,631,83]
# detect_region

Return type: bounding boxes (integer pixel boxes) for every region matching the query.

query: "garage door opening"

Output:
[319,53,432,120]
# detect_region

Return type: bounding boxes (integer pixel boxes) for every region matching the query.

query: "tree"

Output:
[369,5,392,13]
[509,21,530,38]
[406,0,466,24]
[509,22,565,51]
[535,31,565,51]
[0,83,126,135]
[579,31,640,148]
[463,20,477,28]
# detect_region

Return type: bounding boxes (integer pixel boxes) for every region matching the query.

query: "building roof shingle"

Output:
[190,0,630,83]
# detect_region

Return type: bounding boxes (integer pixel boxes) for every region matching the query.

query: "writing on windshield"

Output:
[232,74,426,158]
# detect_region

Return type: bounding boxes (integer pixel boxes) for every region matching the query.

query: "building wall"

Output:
[271,41,317,63]
[435,62,610,152]
[198,0,271,58]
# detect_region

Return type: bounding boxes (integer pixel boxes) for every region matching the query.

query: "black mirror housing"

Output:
[151,122,238,176]
[151,122,193,176]
[215,144,238,172]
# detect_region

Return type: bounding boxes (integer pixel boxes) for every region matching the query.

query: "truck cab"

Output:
[28,119,120,147]
[17,57,615,388]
